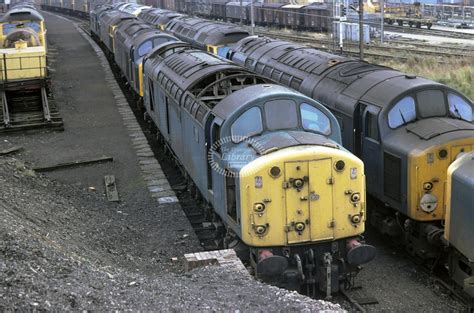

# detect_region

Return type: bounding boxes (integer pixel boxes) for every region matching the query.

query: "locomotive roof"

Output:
[124,29,177,53]
[138,8,169,21]
[230,36,453,115]
[118,3,150,15]
[166,16,249,47]
[143,41,191,63]
[91,5,112,15]
[211,84,303,119]
[155,12,185,26]
[145,49,252,97]
[113,3,128,10]
[116,20,158,50]
[99,10,136,25]
[1,7,43,22]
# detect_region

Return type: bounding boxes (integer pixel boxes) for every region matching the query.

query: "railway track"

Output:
[252,29,474,60]
[383,24,474,40]
[388,38,474,54]
[0,86,63,133]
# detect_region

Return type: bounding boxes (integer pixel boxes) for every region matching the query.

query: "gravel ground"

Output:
[343,225,466,312]
[0,156,341,311]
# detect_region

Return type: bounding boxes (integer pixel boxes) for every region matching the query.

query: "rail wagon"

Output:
[61,0,74,14]
[225,1,250,23]
[210,0,229,19]
[224,36,474,261]
[280,4,305,29]
[73,0,90,17]
[142,44,374,295]
[260,3,284,27]
[302,3,331,32]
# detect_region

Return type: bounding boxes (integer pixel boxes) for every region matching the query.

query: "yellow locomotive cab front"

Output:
[408,137,474,221]
[239,145,366,247]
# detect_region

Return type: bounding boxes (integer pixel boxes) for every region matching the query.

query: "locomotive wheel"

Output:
[256,255,288,276]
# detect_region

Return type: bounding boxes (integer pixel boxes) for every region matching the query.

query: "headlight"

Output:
[423,182,433,191]
[420,193,437,213]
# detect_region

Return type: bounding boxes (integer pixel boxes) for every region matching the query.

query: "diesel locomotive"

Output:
[0,2,53,129]
[221,36,474,262]
[86,7,377,295]
[445,151,474,298]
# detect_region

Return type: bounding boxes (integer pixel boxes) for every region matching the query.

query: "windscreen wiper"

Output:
[399,109,407,124]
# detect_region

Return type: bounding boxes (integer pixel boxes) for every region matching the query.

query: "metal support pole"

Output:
[381,0,384,44]
[359,0,364,60]
[339,0,344,53]
[240,0,243,25]
[339,22,343,53]
[250,0,254,35]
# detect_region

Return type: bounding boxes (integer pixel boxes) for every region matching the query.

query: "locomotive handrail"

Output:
[0,54,46,82]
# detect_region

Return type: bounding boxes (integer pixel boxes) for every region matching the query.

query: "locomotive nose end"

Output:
[346,239,376,265]
[256,249,289,277]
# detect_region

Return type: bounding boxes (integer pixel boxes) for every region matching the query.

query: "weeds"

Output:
[377,56,473,100]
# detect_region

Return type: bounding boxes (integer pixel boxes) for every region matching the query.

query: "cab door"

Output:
[284,158,335,244]
[308,158,334,241]
[361,105,382,197]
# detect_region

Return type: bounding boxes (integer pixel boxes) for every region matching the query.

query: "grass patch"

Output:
[376,56,473,100]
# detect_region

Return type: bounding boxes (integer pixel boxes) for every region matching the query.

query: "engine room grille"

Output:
[384,152,401,202]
